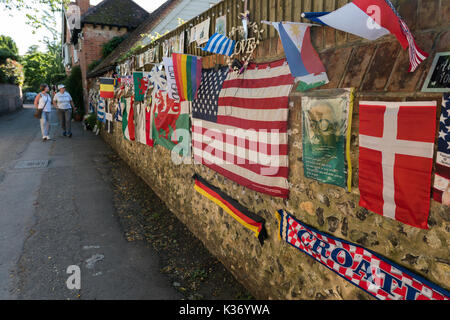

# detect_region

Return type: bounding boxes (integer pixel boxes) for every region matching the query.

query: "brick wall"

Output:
[99,0,450,300]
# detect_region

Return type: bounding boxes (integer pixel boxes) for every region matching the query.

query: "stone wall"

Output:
[99,0,450,299]
[0,84,22,116]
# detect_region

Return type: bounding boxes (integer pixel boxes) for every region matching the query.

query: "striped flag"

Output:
[192,60,294,198]
[122,96,135,141]
[172,53,202,101]
[302,0,428,72]
[194,174,267,245]
[97,98,106,123]
[201,33,236,56]
[100,77,115,98]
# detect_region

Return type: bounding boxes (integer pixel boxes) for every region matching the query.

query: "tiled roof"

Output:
[87,0,179,78]
[81,0,150,29]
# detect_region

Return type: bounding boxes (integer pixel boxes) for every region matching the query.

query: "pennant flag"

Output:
[122,96,135,141]
[100,77,115,98]
[359,101,437,229]
[192,60,294,198]
[194,174,267,245]
[97,97,106,123]
[302,0,428,72]
[133,72,150,102]
[151,90,190,155]
[201,33,236,56]
[114,98,123,122]
[433,93,450,205]
[277,209,450,300]
[264,21,328,91]
[172,53,202,101]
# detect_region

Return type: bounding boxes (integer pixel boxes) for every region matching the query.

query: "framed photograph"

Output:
[421,51,450,92]
[215,15,227,36]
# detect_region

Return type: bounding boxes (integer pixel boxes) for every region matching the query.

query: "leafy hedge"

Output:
[0,58,24,86]
[64,65,84,114]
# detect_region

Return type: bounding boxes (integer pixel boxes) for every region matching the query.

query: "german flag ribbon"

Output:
[193,174,268,245]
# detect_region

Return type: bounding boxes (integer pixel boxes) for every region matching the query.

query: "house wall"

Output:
[98,0,450,299]
[0,84,22,116]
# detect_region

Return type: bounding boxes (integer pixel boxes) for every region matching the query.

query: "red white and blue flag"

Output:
[263,21,329,91]
[278,209,450,300]
[192,60,294,198]
[302,0,428,72]
[358,101,437,229]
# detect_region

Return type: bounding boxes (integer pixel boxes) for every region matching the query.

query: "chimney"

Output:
[76,0,90,15]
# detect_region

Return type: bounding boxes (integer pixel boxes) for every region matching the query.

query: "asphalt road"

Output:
[0,105,181,299]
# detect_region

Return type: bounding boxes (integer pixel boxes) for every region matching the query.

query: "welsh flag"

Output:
[151,91,190,155]
[122,96,135,141]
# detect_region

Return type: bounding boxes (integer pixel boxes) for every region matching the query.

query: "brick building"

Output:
[62,0,149,111]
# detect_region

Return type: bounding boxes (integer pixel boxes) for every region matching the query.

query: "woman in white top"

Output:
[34,84,52,141]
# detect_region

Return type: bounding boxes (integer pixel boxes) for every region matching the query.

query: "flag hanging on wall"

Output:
[264,21,328,91]
[133,72,150,102]
[134,101,147,145]
[301,88,354,191]
[201,33,236,56]
[192,60,294,198]
[97,97,106,123]
[194,174,267,245]
[163,57,180,101]
[104,99,113,133]
[149,66,167,93]
[277,209,450,300]
[122,96,135,141]
[302,0,428,72]
[151,90,190,155]
[114,99,123,122]
[99,77,115,98]
[172,53,202,101]
[358,101,437,229]
[433,93,450,205]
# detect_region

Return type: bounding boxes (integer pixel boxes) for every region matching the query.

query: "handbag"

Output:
[34,93,48,118]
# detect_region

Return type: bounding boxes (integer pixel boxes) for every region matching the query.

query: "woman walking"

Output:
[53,84,75,137]
[34,84,52,141]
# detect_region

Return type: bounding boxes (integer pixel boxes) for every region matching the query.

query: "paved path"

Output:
[0,105,181,299]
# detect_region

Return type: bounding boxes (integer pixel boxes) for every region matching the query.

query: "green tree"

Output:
[0,35,19,63]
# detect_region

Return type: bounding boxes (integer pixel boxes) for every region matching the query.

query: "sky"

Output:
[0,0,167,55]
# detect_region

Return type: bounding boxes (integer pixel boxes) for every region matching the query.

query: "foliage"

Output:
[0,58,24,86]
[22,38,65,92]
[0,35,19,63]
[63,65,84,114]
[88,59,101,71]
[102,36,126,58]
[84,112,97,131]
[117,43,144,63]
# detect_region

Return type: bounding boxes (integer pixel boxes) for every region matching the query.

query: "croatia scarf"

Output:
[278,209,450,300]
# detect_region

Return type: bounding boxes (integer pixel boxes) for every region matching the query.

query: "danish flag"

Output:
[358,101,437,229]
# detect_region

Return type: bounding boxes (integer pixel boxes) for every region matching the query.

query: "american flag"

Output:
[433,93,450,205]
[192,60,294,198]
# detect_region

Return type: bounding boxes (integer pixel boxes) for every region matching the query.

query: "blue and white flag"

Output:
[114,99,122,122]
[97,98,106,123]
[201,33,235,56]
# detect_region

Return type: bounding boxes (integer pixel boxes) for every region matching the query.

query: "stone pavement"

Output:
[0,105,181,299]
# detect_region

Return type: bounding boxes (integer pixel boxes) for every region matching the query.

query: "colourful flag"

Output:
[264,21,328,91]
[358,101,437,229]
[134,101,147,145]
[172,53,202,101]
[100,77,115,98]
[151,90,190,155]
[277,209,450,300]
[302,0,428,72]
[149,66,167,92]
[133,72,150,102]
[122,96,135,141]
[201,33,236,56]
[114,98,123,122]
[192,61,294,198]
[194,174,267,245]
[433,94,450,205]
